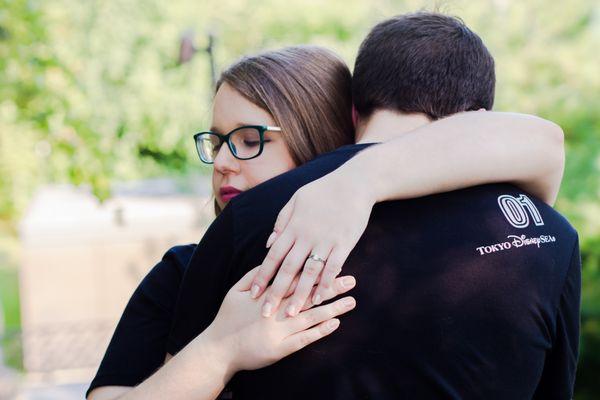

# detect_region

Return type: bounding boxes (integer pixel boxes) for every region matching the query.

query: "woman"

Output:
[87,45,563,400]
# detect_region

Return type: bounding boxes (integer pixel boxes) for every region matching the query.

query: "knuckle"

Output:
[315,289,331,302]
[266,293,282,306]
[269,286,286,298]
[274,216,284,228]
[290,290,306,304]
[253,273,268,287]
[330,261,343,274]
[333,278,345,292]
[333,300,348,314]
[318,322,331,335]
[266,249,283,264]
[316,290,332,304]
[303,262,322,276]
[299,334,312,347]
[325,263,342,278]
[303,311,319,326]
[274,219,286,232]
[288,298,301,311]
[281,261,299,275]
[320,280,332,290]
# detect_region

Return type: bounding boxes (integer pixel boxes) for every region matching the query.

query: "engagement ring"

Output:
[307,253,326,263]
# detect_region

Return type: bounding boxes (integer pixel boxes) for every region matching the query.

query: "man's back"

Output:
[230,183,580,399]
[166,144,580,399]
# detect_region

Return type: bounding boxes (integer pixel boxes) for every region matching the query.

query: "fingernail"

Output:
[327,319,340,330]
[344,298,356,308]
[266,231,276,248]
[262,302,272,317]
[342,277,355,288]
[312,294,322,305]
[286,304,297,317]
[251,284,260,298]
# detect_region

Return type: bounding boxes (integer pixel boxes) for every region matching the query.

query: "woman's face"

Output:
[211,82,297,209]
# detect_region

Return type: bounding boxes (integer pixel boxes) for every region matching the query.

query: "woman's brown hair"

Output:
[213,45,355,214]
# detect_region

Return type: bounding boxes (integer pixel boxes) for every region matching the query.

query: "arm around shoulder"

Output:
[345,111,565,205]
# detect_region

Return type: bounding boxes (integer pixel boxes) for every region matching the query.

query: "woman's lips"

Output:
[219,186,243,202]
[221,192,240,201]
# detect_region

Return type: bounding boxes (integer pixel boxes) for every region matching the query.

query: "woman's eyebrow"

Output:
[210,122,261,133]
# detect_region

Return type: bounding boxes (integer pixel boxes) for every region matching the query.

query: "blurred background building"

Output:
[6,178,212,398]
[0,0,598,398]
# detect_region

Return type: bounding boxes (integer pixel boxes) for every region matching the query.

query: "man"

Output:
[168,13,580,399]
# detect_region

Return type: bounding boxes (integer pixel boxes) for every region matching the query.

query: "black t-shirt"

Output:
[167,143,581,400]
[85,244,196,399]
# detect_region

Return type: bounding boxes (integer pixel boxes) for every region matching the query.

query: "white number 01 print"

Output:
[497,194,544,228]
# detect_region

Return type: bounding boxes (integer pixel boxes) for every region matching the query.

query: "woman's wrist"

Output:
[328,167,377,213]
[337,147,385,205]
[190,325,237,383]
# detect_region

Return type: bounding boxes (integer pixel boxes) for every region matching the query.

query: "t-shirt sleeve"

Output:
[85,245,193,399]
[533,237,582,399]
[166,204,236,356]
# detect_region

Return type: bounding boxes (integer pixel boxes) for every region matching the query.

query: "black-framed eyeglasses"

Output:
[193,125,282,164]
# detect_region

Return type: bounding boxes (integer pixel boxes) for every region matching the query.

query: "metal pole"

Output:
[206,32,217,90]
[178,30,218,92]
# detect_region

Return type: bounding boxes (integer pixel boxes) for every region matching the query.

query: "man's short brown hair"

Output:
[352,12,496,120]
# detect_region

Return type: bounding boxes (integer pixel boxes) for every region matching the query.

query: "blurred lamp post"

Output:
[178,29,217,91]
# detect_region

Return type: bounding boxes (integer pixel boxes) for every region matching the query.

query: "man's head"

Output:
[352,12,495,123]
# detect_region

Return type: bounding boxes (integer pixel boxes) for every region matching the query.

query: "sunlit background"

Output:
[1,0,599,398]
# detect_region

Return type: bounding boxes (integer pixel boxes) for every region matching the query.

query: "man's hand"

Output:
[249,170,374,317]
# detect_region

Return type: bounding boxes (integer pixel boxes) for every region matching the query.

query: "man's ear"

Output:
[351,104,359,128]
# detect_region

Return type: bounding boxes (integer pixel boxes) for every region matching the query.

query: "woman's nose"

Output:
[213,144,240,174]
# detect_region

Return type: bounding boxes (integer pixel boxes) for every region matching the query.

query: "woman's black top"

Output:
[85,244,195,398]
[85,144,373,398]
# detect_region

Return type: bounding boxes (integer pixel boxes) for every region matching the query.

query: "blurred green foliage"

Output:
[0,0,598,396]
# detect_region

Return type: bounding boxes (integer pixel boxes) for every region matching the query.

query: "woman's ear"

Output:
[351,104,359,128]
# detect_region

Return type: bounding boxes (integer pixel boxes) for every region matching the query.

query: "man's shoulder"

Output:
[400,183,569,221]
[375,182,577,248]
[443,183,575,234]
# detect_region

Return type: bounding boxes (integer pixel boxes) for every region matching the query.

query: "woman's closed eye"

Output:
[244,139,271,147]
[243,140,260,147]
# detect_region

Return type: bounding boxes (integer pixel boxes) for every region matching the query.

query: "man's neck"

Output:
[355,110,431,143]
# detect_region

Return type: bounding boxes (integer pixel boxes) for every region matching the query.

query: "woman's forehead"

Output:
[212,83,275,132]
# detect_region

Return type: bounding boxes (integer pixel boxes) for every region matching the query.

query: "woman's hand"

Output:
[202,265,357,373]
[248,170,372,318]
[249,111,564,318]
